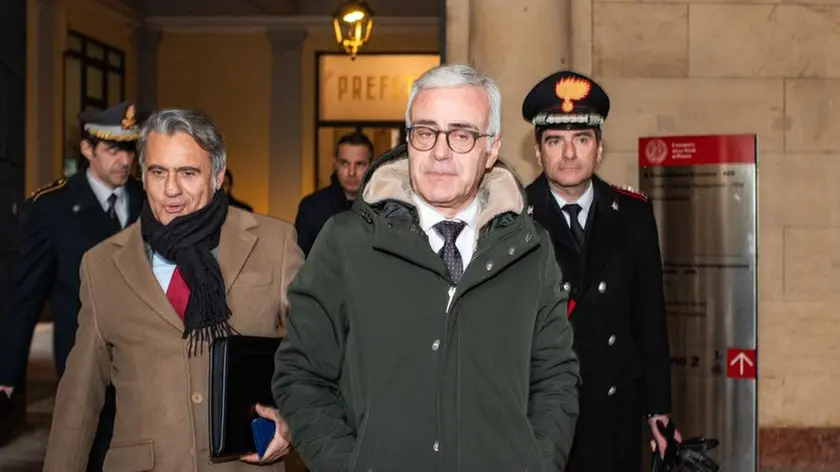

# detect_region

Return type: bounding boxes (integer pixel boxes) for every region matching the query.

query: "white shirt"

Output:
[86,169,128,228]
[413,194,480,266]
[551,181,595,230]
[152,252,177,291]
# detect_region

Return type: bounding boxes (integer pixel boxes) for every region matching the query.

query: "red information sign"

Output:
[639,134,756,167]
[726,348,756,379]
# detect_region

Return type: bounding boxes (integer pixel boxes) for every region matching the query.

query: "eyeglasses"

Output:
[407,125,495,154]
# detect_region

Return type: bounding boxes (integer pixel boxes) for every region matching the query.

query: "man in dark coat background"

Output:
[523,71,679,472]
[0,102,145,471]
[293,131,373,256]
[222,169,254,212]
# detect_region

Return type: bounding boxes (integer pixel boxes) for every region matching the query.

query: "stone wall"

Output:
[592,1,840,468]
[585,0,839,419]
[583,0,840,468]
[449,0,840,467]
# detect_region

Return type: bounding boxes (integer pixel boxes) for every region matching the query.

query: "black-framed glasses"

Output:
[407,125,495,154]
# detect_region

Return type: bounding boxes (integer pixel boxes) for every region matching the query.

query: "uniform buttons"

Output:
[598,282,607,293]
[433,441,440,452]
[485,261,494,271]
[432,340,440,351]
[563,282,571,292]
[191,392,203,404]
[508,246,516,256]
[607,386,617,396]
[608,335,616,346]
[525,233,532,243]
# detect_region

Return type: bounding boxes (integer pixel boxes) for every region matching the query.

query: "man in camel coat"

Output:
[43,108,304,472]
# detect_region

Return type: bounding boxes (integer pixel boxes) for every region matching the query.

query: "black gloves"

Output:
[651,420,720,472]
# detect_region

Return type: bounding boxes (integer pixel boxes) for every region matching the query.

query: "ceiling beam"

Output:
[87,0,143,25]
[144,15,439,35]
[247,0,299,16]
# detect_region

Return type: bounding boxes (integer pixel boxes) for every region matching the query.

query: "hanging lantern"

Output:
[332,0,374,60]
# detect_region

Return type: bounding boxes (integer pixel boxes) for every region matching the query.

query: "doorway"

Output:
[316,124,404,189]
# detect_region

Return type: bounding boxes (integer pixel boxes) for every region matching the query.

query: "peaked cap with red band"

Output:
[521,70,610,130]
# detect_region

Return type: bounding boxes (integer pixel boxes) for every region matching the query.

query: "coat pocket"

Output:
[103,439,155,472]
[349,412,372,472]
[517,421,544,472]
[234,271,274,288]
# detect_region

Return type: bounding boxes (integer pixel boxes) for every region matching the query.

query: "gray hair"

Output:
[405,64,502,138]
[138,109,226,188]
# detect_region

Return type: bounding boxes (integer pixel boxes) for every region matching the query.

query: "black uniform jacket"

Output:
[293,172,353,257]
[526,173,672,472]
[0,171,144,386]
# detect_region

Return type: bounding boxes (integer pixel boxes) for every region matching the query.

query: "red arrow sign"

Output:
[726,348,756,379]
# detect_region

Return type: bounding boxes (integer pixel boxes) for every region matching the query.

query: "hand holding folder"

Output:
[208,335,283,461]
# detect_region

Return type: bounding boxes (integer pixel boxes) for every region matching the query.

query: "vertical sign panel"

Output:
[638,135,757,472]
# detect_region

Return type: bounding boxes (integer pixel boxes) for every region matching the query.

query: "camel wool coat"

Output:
[43,207,304,472]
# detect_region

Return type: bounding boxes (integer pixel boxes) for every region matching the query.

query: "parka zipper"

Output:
[436,236,482,470]
[445,286,456,313]
[444,236,479,314]
[435,223,523,469]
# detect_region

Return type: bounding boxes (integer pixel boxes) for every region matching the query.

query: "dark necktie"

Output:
[562,203,585,250]
[434,220,466,284]
[107,193,120,228]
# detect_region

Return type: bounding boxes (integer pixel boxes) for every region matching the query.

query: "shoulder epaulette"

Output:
[611,184,647,201]
[29,177,68,202]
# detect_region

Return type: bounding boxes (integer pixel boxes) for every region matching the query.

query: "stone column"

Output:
[33,0,59,188]
[132,27,162,114]
[445,0,470,64]
[446,0,571,184]
[266,29,307,222]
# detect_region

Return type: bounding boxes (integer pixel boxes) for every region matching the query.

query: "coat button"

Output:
[598,281,607,293]
[191,392,203,404]
[608,335,616,346]
[525,233,532,243]
[508,246,516,256]
[433,441,440,452]
[563,282,571,292]
[485,261,494,271]
[432,340,440,351]
[607,386,617,396]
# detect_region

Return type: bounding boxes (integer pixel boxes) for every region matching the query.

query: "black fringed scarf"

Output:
[141,190,235,356]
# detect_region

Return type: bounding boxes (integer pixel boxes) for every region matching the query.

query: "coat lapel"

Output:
[529,175,579,255]
[580,176,622,293]
[372,221,449,280]
[112,225,184,331]
[528,175,583,289]
[219,209,258,294]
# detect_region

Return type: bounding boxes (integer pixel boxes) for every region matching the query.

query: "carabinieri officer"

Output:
[523,70,679,472]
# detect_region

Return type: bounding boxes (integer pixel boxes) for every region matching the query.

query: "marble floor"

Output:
[0,323,57,472]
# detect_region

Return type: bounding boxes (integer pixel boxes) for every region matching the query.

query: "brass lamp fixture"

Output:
[332,0,374,60]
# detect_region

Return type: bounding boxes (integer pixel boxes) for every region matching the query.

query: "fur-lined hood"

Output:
[359,144,529,230]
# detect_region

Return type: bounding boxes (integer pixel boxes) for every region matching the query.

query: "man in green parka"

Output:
[273,64,581,472]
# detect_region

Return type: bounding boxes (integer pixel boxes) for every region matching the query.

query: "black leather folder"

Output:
[209,334,281,461]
